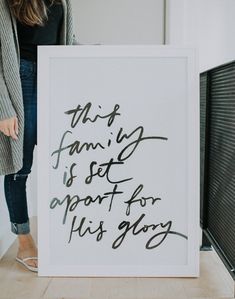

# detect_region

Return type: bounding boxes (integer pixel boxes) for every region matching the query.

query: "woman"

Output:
[0,0,77,272]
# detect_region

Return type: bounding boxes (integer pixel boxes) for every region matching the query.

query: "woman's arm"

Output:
[0,43,19,139]
[0,43,17,120]
[0,72,17,121]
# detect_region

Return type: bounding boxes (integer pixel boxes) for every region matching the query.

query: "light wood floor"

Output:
[0,218,234,299]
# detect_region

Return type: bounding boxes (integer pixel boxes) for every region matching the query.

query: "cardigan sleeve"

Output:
[0,45,17,121]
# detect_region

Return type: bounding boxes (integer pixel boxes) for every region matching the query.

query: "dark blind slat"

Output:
[200,73,208,222]
[205,62,235,269]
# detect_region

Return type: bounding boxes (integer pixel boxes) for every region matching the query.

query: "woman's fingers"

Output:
[9,119,18,140]
[0,117,18,140]
[2,127,10,137]
[14,117,19,135]
[0,122,9,135]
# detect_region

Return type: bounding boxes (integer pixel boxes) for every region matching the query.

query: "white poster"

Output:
[37,46,199,276]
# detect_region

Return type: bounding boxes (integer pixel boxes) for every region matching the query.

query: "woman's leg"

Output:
[4,58,37,269]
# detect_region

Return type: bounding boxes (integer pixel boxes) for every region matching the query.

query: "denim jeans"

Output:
[4,58,37,235]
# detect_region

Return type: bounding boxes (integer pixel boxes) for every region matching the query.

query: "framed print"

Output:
[37,45,199,276]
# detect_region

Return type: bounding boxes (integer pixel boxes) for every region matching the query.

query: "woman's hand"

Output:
[0,116,19,140]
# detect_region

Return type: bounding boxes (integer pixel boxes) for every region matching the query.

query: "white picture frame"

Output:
[37,45,199,277]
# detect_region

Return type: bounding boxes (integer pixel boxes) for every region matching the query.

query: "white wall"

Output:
[166,0,235,72]
[0,180,15,258]
[71,0,164,45]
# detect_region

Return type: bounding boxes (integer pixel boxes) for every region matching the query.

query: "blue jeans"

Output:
[4,58,37,235]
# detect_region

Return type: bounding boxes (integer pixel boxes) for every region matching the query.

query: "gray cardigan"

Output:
[0,0,76,175]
